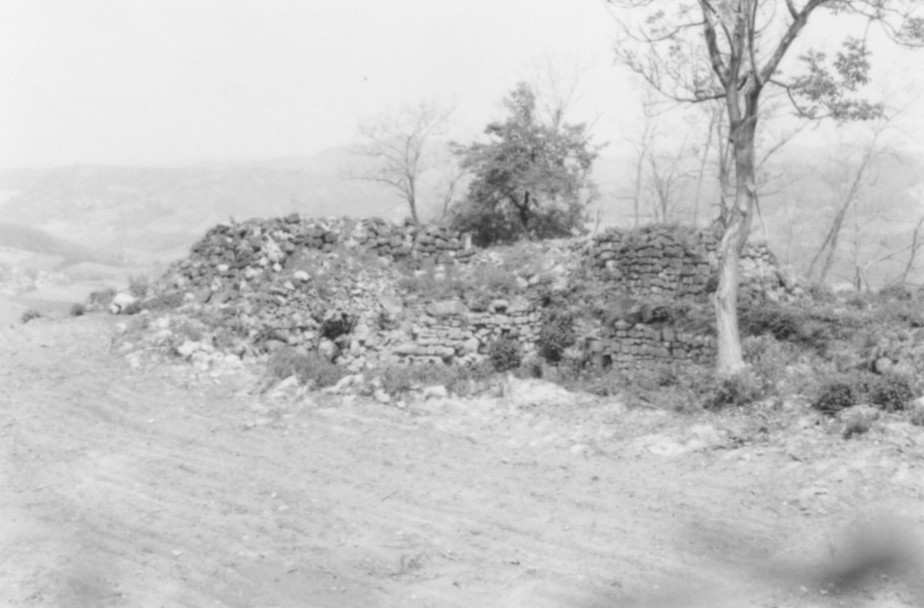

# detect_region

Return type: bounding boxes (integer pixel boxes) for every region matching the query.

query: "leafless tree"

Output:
[349,101,454,225]
[806,121,893,284]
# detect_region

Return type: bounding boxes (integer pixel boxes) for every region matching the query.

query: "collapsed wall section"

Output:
[150,218,798,372]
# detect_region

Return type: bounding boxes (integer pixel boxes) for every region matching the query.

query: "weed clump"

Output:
[868,374,914,412]
[20,309,43,324]
[538,311,575,363]
[128,275,151,299]
[703,371,763,410]
[69,303,86,317]
[488,337,522,372]
[266,348,345,389]
[88,288,116,309]
[813,381,857,415]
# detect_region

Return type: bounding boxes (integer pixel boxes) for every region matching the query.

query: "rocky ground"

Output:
[2,313,924,607]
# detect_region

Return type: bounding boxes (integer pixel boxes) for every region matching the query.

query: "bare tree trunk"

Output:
[806,151,871,283]
[900,216,924,285]
[714,89,758,376]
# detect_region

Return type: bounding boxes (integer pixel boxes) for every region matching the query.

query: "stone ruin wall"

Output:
[159,217,796,371]
[579,225,794,368]
[394,298,541,366]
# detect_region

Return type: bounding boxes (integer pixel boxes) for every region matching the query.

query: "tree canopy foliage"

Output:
[449,83,598,246]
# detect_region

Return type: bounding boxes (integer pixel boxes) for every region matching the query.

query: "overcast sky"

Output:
[0,0,636,168]
[1,1,921,169]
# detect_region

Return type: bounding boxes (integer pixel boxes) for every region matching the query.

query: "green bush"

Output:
[869,374,914,412]
[740,305,801,341]
[128,275,151,299]
[88,288,117,308]
[703,371,764,410]
[488,337,522,372]
[69,303,86,317]
[877,283,913,302]
[538,312,575,363]
[20,309,43,324]
[266,348,345,389]
[812,381,856,415]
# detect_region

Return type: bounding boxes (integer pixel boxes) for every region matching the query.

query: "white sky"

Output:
[0,1,920,169]
[0,0,634,168]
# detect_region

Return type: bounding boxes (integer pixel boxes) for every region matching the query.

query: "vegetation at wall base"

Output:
[488,337,523,373]
[20,309,44,324]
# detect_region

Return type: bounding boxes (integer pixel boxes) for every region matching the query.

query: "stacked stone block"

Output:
[151,217,796,372]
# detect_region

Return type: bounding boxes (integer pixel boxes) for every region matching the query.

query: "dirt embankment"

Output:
[2,315,924,607]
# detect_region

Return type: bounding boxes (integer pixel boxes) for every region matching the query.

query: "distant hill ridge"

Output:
[0,221,115,267]
[0,149,403,254]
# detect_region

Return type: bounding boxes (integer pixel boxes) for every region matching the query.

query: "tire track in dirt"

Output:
[3,316,923,607]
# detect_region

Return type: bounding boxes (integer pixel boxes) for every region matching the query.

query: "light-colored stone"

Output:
[421,385,449,400]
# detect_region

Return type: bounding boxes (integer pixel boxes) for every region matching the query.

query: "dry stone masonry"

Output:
[145,217,799,372]
[579,225,799,367]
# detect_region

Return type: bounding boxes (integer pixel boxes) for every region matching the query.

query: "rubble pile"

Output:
[127,217,800,372]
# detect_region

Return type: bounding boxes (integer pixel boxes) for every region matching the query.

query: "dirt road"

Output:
[2,315,924,607]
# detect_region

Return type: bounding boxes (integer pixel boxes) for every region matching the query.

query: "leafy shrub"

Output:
[812,381,856,415]
[877,283,913,302]
[20,309,43,324]
[868,374,914,412]
[128,275,150,299]
[266,348,345,388]
[488,337,522,372]
[740,303,832,353]
[88,288,117,308]
[538,312,575,363]
[702,371,764,410]
[69,303,86,317]
[740,305,800,341]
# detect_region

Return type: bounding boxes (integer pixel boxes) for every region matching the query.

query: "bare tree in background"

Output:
[606,0,923,375]
[899,211,924,286]
[349,101,454,225]
[806,121,894,285]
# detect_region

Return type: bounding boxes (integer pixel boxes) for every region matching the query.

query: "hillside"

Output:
[0,148,401,256]
[2,141,922,290]
[0,221,115,266]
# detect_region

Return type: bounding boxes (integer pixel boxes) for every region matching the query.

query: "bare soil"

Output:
[2,315,924,608]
